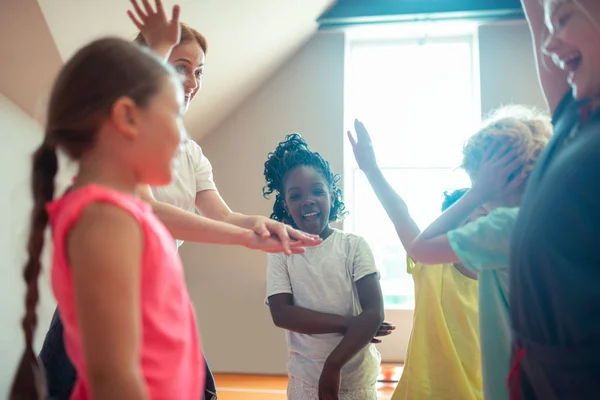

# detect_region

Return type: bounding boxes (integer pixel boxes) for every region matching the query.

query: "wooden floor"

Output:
[214,364,402,399]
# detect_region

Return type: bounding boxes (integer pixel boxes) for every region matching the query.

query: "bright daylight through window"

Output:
[344,30,481,309]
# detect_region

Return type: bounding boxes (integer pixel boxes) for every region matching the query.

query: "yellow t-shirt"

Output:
[392,258,482,400]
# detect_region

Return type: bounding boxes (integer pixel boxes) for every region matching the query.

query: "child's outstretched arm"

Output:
[319,272,385,399]
[138,185,307,254]
[68,203,148,400]
[194,189,320,254]
[348,120,420,253]
[411,145,524,265]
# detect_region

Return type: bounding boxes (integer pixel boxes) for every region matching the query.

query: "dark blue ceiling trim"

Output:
[318,0,524,30]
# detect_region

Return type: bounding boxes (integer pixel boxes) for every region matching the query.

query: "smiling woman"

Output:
[135,23,206,110]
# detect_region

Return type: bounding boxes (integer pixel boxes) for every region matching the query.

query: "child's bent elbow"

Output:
[408,241,430,264]
[407,247,423,263]
[271,316,283,328]
[269,309,287,329]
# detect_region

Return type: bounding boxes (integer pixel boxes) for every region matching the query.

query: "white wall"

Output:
[184,21,546,376]
[0,95,74,395]
[479,21,547,115]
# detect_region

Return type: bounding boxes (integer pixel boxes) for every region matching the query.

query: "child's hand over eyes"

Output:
[470,143,526,202]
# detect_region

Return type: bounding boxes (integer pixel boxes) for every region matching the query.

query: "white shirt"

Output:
[151,139,216,247]
[266,229,381,389]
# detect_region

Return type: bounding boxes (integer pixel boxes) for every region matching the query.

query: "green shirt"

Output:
[448,207,519,400]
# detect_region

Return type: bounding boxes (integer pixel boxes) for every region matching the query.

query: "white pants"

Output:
[287,377,378,400]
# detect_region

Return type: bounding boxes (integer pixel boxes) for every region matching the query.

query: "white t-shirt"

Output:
[266,229,381,389]
[151,139,216,247]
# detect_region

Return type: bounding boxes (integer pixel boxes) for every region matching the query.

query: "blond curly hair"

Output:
[461,105,553,180]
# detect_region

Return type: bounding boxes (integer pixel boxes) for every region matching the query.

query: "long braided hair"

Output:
[10,37,172,400]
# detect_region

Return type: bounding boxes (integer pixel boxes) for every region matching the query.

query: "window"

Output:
[344,29,481,310]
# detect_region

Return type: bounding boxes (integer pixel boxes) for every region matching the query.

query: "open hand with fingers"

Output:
[127,0,181,54]
[347,119,378,174]
[470,143,526,202]
[245,232,306,255]
[246,215,322,255]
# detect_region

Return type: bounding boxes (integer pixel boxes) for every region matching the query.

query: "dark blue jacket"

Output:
[39,308,216,399]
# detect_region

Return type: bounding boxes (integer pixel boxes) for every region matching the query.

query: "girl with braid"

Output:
[10,37,304,400]
[263,134,394,400]
[38,1,319,399]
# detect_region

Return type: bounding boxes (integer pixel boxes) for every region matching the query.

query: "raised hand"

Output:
[127,0,181,53]
[347,119,378,173]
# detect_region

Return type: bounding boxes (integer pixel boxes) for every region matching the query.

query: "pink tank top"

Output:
[47,184,203,399]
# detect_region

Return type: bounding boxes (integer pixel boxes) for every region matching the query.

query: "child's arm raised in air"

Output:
[347,120,420,253]
[68,204,148,400]
[521,0,570,114]
[411,145,524,265]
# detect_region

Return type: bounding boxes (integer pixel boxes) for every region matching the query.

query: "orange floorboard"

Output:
[214,364,401,400]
